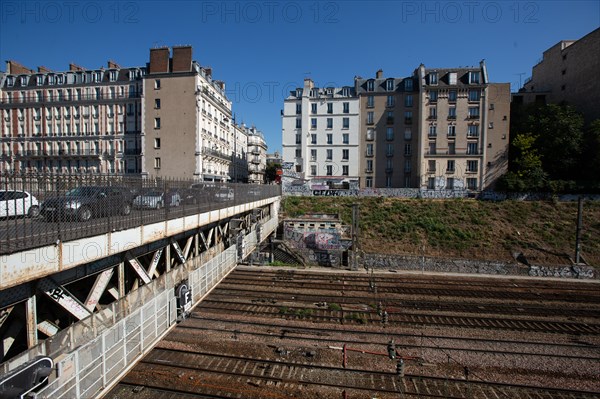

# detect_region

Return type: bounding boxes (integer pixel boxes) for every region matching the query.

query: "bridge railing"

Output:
[0,173,281,255]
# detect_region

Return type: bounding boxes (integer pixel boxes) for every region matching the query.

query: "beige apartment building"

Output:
[416,62,509,191]
[142,46,235,181]
[0,60,143,174]
[355,70,418,188]
[246,125,267,184]
[514,27,600,122]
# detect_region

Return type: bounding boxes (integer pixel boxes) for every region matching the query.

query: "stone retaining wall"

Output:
[363,253,597,279]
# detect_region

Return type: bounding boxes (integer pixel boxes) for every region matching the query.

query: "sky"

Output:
[1,0,599,153]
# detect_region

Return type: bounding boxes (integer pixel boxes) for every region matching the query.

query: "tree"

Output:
[581,119,600,182]
[512,134,547,189]
[265,162,281,183]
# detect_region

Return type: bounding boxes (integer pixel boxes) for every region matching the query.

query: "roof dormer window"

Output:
[386,79,394,91]
[429,72,438,85]
[367,80,374,91]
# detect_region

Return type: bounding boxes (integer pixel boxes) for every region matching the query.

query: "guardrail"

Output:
[0,173,281,255]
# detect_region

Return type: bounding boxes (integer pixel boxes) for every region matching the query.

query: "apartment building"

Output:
[355,70,417,188]
[0,46,266,181]
[0,60,144,174]
[246,125,267,184]
[282,61,509,191]
[514,27,600,122]
[416,62,509,191]
[282,78,360,187]
[143,46,234,180]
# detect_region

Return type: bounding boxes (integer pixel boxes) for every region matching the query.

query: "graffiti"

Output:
[313,190,359,197]
[419,189,468,199]
[281,162,295,170]
[284,226,346,251]
[307,249,340,267]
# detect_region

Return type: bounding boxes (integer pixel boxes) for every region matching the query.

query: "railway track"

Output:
[198,298,600,335]
[117,347,600,399]
[177,316,600,361]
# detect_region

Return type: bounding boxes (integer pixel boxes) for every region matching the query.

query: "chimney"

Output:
[69,63,86,71]
[215,80,225,91]
[204,67,212,78]
[376,69,383,79]
[303,78,314,90]
[37,66,53,73]
[172,46,192,72]
[6,60,34,75]
[107,60,120,69]
[149,47,170,74]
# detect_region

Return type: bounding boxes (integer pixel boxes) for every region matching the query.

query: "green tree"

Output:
[581,119,600,182]
[265,162,281,183]
[512,134,547,189]
[527,104,584,180]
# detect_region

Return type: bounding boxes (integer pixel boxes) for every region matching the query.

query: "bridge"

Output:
[0,174,281,398]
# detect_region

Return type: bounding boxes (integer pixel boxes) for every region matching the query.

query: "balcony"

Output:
[202,148,232,162]
[250,157,261,164]
[365,151,374,157]
[365,168,373,173]
[447,115,456,120]
[468,113,480,119]
[0,91,142,106]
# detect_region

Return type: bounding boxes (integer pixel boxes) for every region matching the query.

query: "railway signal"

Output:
[396,359,405,377]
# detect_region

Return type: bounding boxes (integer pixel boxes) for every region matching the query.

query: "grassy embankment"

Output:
[281,197,600,267]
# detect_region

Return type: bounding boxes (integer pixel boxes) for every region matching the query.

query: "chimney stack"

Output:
[6,60,34,75]
[376,69,383,79]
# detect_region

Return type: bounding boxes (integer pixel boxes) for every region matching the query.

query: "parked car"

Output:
[0,190,40,218]
[182,183,217,205]
[133,189,181,209]
[40,186,132,222]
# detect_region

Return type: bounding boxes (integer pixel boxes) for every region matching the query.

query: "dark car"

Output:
[40,186,133,222]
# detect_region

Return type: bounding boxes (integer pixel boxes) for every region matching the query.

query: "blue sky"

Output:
[1,1,599,153]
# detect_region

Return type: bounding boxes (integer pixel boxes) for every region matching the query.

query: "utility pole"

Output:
[575,196,584,264]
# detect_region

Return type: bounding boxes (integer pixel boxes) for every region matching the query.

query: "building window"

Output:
[342,117,349,129]
[468,125,479,137]
[342,133,349,144]
[404,159,411,172]
[367,96,374,108]
[366,144,374,157]
[447,177,454,189]
[366,159,373,173]
[387,96,395,107]
[367,112,374,124]
[404,111,412,124]
[155,99,161,109]
[387,111,394,125]
[343,102,349,113]
[327,134,333,145]
[448,125,456,137]
[342,149,349,160]
[448,107,456,119]
[295,118,301,128]
[386,127,394,141]
[296,103,302,114]
[386,144,394,156]
[429,125,437,137]
[366,176,373,187]
[469,71,480,84]
[447,160,455,172]
[429,72,438,85]
[311,134,317,144]
[326,118,333,129]
[154,117,161,129]
[311,118,317,129]
[154,79,161,89]
[448,142,456,155]
[154,138,161,149]
[404,79,413,91]
[367,80,374,92]
[296,134,302,144]
[429,90,438,103]
[311,149,317,161]
[467,178,478,190]
[311,103,317,114]
[386,79,394,91]
[342,165,349,176]
[327,103,333,114]
[405,95,413,107]
[404,128,412,140]
[467,142,478,155]
[429,142,436,155]
[366,129,374,141]
[295,149,302,158]
[326,165,333,176]
[469,89,481,102]
[154,157,161,169]
[427,177,435,190]
[311,165,317,175]
[404,143,411,156]
[468,107,480,118]
[467,160,478,172]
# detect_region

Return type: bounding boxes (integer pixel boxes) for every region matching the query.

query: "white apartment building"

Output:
[232,123,249,182]
[282,78,360,187]
[246,125,267,184]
